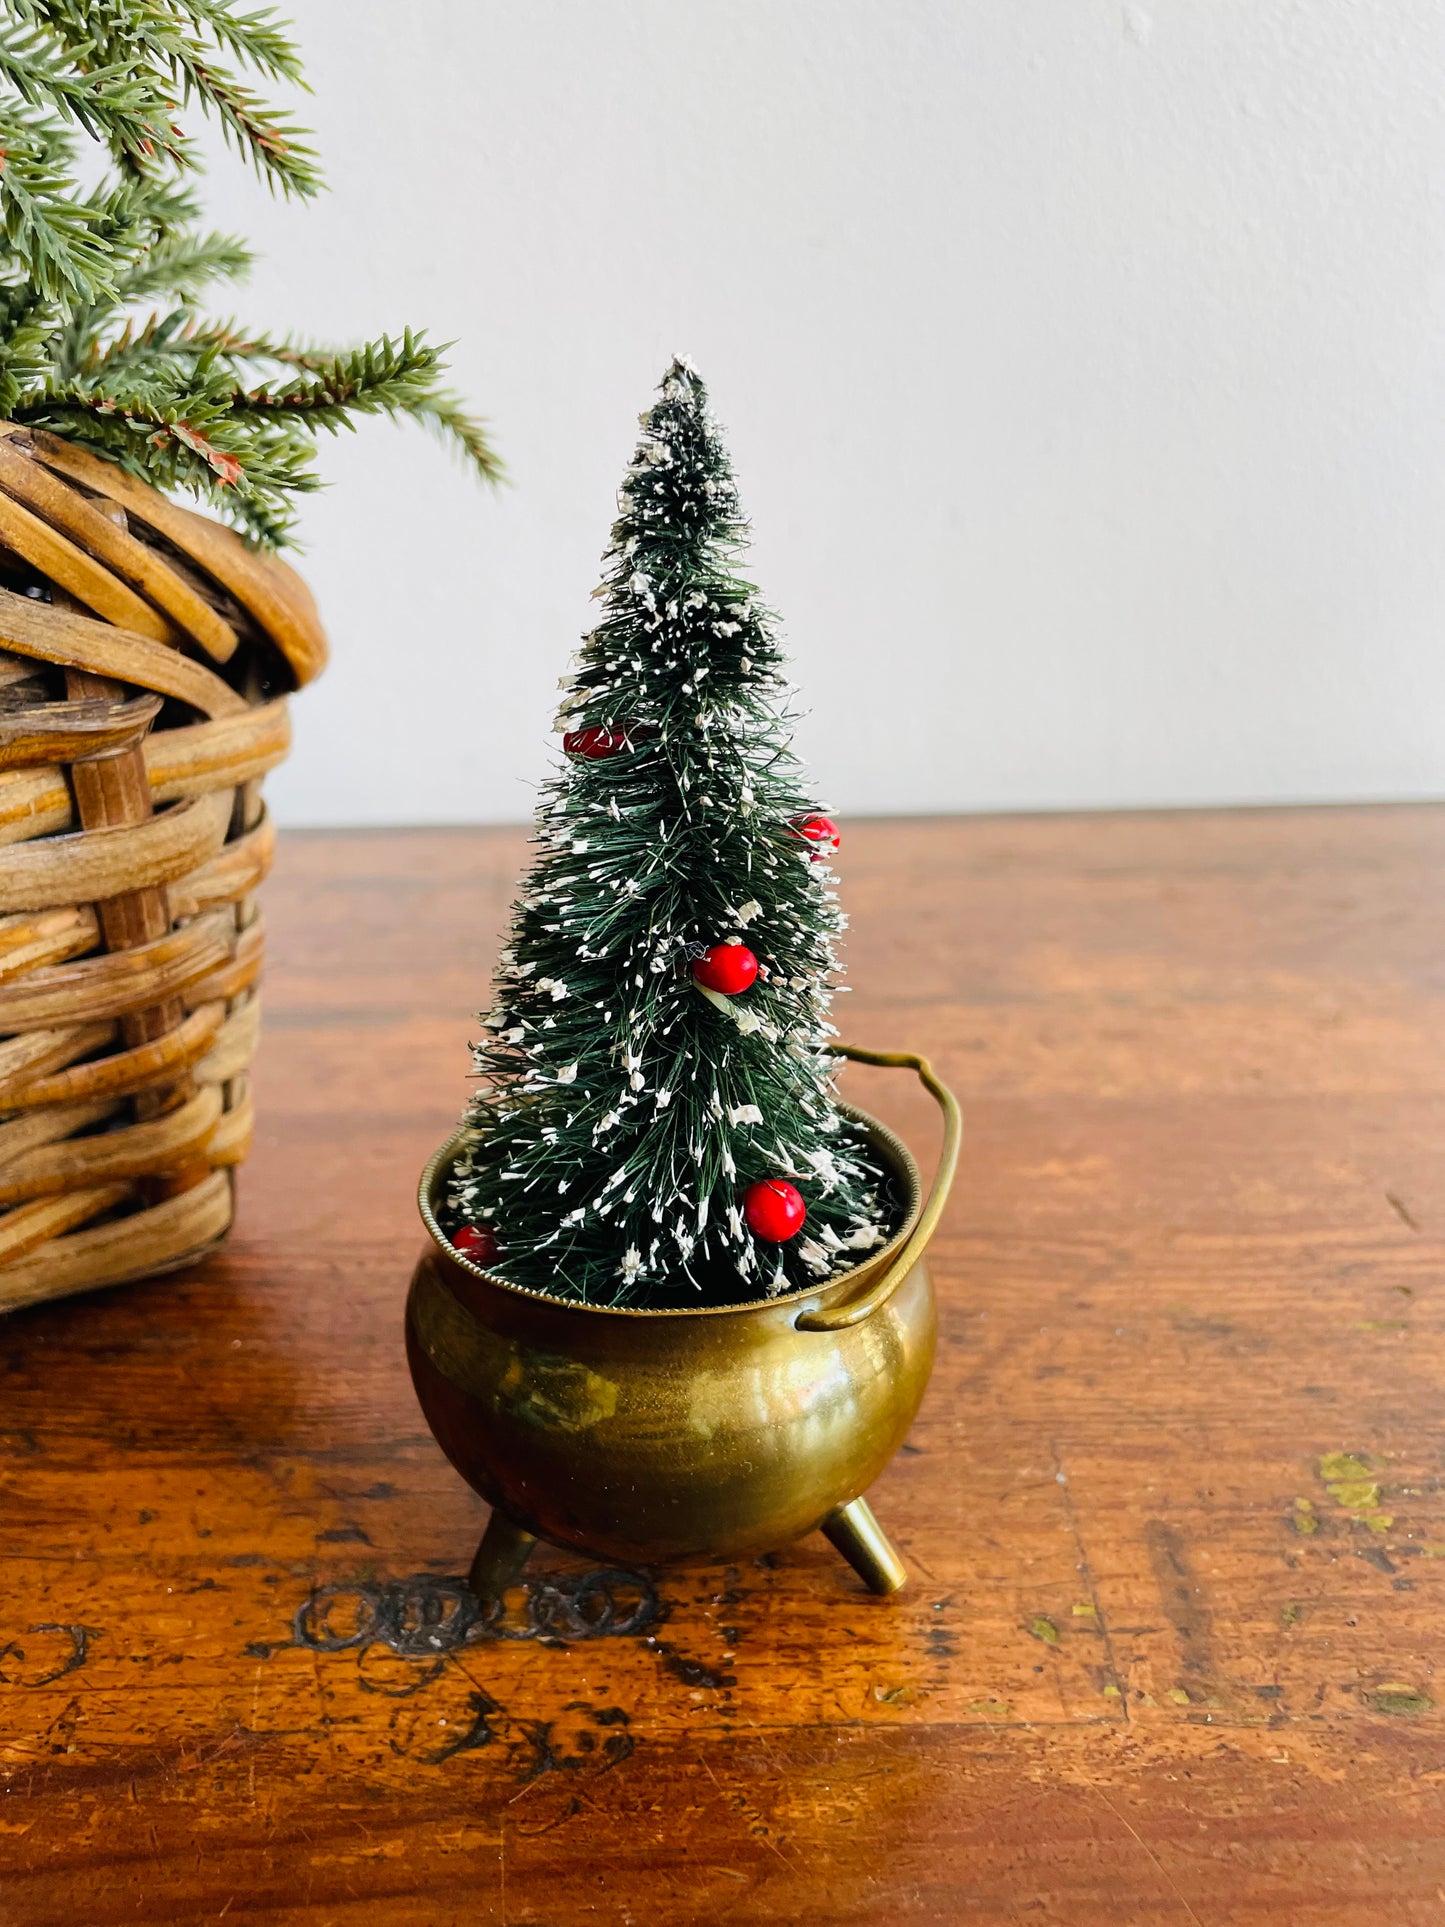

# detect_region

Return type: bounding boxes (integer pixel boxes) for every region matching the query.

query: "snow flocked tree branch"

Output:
[446,360,895,1309]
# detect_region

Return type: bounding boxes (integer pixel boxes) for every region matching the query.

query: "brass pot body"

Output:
[405,1108,935,1568]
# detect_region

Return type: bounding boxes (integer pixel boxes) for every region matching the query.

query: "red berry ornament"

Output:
[452,1223,498,1265]
[692,942,759,995]
[743,1179,806,1243]
[563,724,629,760]
[788,813,840,855]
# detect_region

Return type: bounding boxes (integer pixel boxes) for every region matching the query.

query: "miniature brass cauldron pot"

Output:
[406,1047,960,1599]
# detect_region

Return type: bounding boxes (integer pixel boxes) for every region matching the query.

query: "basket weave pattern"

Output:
[0,426,326,1316]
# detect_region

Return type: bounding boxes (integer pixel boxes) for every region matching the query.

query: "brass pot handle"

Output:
[795,1045,961,1333]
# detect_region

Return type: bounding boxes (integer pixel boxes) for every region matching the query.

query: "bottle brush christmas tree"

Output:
[445,359,897,1309]
[0,0,496,544]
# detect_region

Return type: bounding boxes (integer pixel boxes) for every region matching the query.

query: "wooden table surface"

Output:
[2,807,1444,1925]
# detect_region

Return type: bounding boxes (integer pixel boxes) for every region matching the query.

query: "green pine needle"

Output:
[0,0,497,547]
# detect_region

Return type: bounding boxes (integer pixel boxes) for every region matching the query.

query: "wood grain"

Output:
[0,1001,223,1109]
[0,1016,114,1089]
[0,585,246,718]
[59,654,184,1115]
[0,488,181,642]
[0,1165,232,1311]
[0,788,231,913]
[0,908,235,1028]
[0,1183,130,1264]
[0,434,240,663]
[0,454,314,1309]
[0,767,73,844]
[0,699,292,843]
[0,1083,222,1205]
[0,691,162,772]
[23,428,329,687]
[145,699,292,804]
[0,905,100,981]
[1,809,1443,1925]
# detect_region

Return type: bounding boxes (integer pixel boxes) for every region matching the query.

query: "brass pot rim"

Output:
[417,1102,923,1324]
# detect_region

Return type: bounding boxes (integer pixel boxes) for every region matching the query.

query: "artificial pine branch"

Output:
[396,385,506,487]
[0,101,122,301]
[0,22,183,166]
[0,0,497,546]
[158,0,307,85]
[16,0,320,195]
[108,228,254,306]
[0,285,56,413]
[448,362,892,1309]
[51,230,250,378]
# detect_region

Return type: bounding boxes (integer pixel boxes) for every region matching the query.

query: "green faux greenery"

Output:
[0,0,497,546]
[448,361,893,1309]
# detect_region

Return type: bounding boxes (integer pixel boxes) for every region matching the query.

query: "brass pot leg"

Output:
[821,1496,907,1595]
[467,1509,537,1605]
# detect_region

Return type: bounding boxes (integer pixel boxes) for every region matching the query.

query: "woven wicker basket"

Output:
[0,425,326,1317]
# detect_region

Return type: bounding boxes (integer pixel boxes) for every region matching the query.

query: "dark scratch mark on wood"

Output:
[647,1639,736,1691]
[1143,1520,1213,1681]
[0,1624,95,1689]
[284,1568,660,1661]
[426,1690,503,1764]
[1386,1191,1421,1231]
[356,1654,446,1698]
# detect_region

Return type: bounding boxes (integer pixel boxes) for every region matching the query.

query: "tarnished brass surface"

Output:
[406,1057,959,1573]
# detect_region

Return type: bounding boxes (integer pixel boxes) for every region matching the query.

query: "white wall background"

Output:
[195,0,1445,825]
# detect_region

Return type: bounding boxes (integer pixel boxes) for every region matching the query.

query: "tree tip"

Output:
[663,354,704,390]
